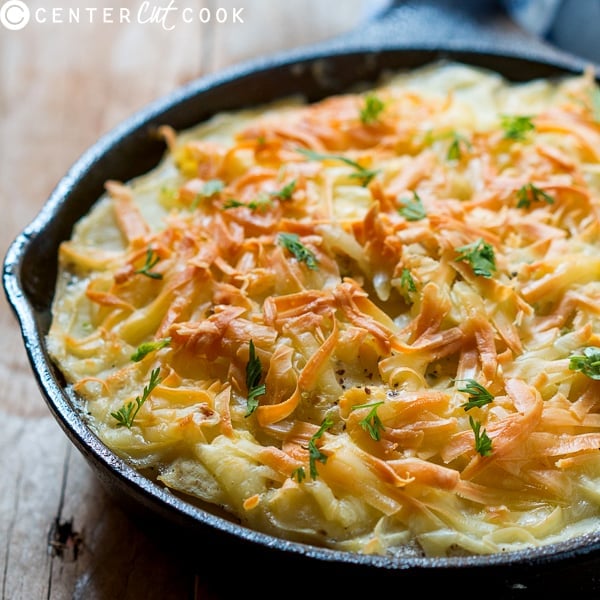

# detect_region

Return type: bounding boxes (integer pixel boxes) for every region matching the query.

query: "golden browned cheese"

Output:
[48,61,600,557]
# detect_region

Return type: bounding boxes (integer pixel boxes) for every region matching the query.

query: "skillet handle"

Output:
[333,0,589,71]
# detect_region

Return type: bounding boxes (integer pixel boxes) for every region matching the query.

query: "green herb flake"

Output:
[569,346,600,380]
[201,179,224,196]
[296,147,379,187]
[297,147,361,169]
[469,415,493,456]
[351,401,385,441]
[348,168,379,187]
[291,466,306,483]
[278,232,319,270]
[399,268,417,303]
[247,194,273,211]
[398,191,426,221]
[135,248,163,280]
[516,183,555,209]
[360,93,385,124]
[271,179,297,200]
[245,340,266,417]
[307,417,333,480]
[447,133,471,161]
[131,338,171,362]
[500,114,535,140]
[454,238,497,278]
[456,379,494,410]
[111,367,162,428]
[223,199,245,209]
[447,138,462,161]
[191,179,225,209]
[223,195,272,212]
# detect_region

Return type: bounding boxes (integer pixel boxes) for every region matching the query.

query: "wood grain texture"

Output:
[0,1,373,598]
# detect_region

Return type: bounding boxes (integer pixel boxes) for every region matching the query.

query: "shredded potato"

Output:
[48,61,600,557]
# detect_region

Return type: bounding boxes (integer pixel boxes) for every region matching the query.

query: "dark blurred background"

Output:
[502,0,600,64]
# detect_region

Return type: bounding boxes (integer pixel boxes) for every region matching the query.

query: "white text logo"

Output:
[0,0,30,30]
[0,1,244,31]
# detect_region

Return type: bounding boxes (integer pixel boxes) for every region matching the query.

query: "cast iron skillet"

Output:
[4,0,600,593]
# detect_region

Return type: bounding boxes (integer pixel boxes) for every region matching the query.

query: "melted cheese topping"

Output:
[48,61,600,557]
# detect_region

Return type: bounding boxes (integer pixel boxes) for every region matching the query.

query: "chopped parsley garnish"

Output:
[469,415,493,456]
[271,179,296,200]
[569,346,600,380]
[200,178,224,197]
[296,148,379,187]
[131,338,171,362]
[111,367,162,428]
[135,248,163,280]
[191,179,224,209]
[456,379,494,410]
[360,93,385,124]
[447,133,471,161]
[245,340,266,416]
[351,401,385,441]
[454,238,496,278]
[516,183,555,209]
[500,114,535,140]
[291,466,306,483]
[398,191,426,221]
[399,268,417,303]
[278,232,319,270]
[224,194,272,211]
[222,199,245,209]
[348,168,379,187]
[246,195,272,210]
[224,181,295,210]
[307,417,334,479]
[296,147,362,170]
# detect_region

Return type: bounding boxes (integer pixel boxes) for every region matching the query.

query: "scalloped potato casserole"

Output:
[48,61,600,557]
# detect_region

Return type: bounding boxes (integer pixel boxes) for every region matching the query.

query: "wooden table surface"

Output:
[4,2,600,599]
[0,2,377,598]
